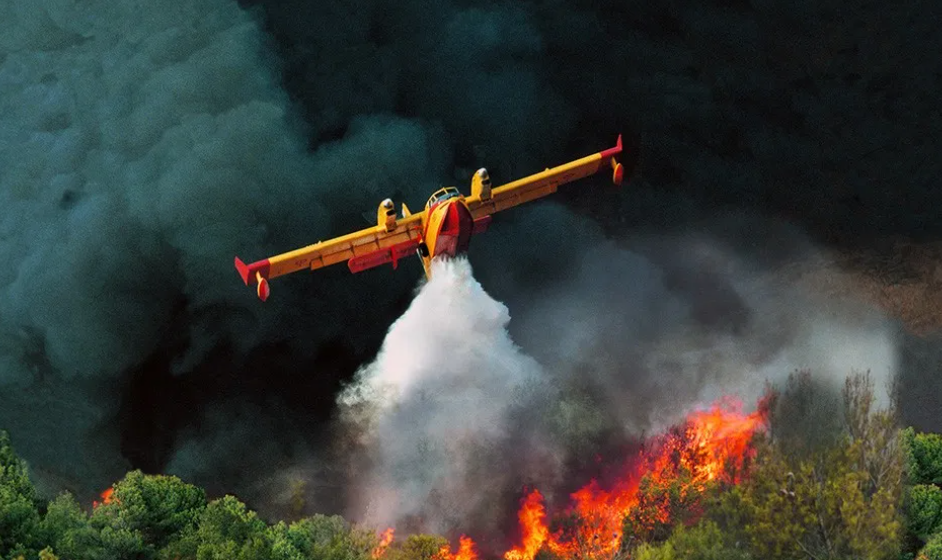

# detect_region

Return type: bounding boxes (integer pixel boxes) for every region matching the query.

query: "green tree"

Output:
[739,372,903,560]
[767,371,844,456]
[91,470,206,550]
[40,492,97,560]
[906,484,942,543]
[96,525,148,560]
[36,487,156,560]
[634,521,751,560]
[702,484,750,551]
[904,429,942,486]
[383,534,448,560]
[734,437,805,559]
[38,547,60,560]
[902,427,942,556]
[842,374,905,499]
[268,514,375,560]
[163,495,272,560]
[0,431,40,559]
[920,532,942,560]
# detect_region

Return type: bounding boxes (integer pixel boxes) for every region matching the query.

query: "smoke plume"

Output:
[0,0,441,498]
[338,234,899,541]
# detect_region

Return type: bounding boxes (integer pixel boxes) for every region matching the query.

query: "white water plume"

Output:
[338,257,555,534]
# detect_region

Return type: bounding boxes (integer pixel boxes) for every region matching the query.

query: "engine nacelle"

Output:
[470,168,491,201]
[377,198,396,232]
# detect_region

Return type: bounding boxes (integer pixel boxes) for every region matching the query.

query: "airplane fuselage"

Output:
[418,197,477,277]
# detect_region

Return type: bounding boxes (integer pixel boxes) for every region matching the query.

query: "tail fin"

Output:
[235,256,251,285]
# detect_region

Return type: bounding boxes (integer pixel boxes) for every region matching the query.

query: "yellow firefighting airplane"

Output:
[235,135,627,301]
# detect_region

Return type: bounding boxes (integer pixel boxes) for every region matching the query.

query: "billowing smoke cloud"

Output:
[338,230,898,542]
[0,0,446,498]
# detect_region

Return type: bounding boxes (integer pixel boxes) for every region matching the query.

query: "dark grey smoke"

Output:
[0,0,445,500]
[0,0,937,528]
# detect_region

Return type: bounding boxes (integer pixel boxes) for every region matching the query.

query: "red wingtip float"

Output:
[235,136,632,301]
[256,274,270,302]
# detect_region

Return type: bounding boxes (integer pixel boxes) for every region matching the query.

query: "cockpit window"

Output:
[426,187,460,209]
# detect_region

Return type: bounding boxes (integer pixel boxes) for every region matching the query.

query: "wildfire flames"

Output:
[373,528,395,558]
[437,536,479,560]
[376,397,767,560]
[92,487,116,508]
[503,398,766,560]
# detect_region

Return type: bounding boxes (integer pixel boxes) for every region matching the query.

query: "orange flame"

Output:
[502,398,766,560]
[679,399,764,484]
[436,535,478,560]
[92,487,116,508]
[372,527,395,558]
[504,490,550,560]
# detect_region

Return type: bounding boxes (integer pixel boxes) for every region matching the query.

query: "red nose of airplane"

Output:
[435,200,473,258]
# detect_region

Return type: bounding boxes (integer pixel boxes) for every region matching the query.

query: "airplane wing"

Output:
[235,212,424,301]
[465,135,625,220]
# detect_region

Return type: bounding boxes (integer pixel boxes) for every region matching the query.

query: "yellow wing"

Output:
[235,210,424,301]
[465,135,624,219]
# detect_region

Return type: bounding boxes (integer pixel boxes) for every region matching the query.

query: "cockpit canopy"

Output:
[426,186,460,209]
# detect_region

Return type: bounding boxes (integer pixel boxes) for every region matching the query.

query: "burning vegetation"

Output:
[91,487,116,508]
[0,372,940,560]
[500,399,767,560]
[364,398,767,560]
